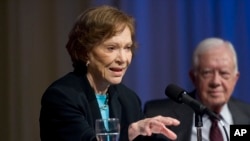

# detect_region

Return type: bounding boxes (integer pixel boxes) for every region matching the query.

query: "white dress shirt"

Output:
[190,104,233,141]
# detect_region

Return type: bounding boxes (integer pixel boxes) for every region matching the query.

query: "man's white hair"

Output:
[192,37,238,74]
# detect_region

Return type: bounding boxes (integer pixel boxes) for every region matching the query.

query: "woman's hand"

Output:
[128,115,180,141]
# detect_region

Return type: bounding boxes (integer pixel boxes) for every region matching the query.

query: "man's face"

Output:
[191,45,239,112]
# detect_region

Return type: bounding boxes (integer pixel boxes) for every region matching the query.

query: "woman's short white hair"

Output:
[192,37,238,74]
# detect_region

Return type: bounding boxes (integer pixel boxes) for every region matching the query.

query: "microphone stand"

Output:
[195,112,203,141]
[195,110,229,141]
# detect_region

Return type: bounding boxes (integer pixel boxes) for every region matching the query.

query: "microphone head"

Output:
[165,84,186,103]
[165,84,221,120]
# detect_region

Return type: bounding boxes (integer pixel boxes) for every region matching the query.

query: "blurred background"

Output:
[1,0,250,141]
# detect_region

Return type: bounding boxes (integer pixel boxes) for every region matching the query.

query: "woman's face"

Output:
[87,26,133,87]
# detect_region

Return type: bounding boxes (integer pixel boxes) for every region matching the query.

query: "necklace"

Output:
[96,93,109,110]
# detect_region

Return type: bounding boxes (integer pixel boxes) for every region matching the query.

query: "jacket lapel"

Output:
[108,86,122,120]
[81,75,102,127]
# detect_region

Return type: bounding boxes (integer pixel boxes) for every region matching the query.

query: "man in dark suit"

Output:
[144,38,250,141]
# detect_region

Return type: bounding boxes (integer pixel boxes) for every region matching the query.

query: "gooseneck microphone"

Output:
[165,84,220,120]
[165,84,230,141]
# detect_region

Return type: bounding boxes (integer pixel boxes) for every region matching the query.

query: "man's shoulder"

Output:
[229,97,250,115]
[144,98,176,106]
[229,97,250,107]
[228,97,250,123]
[144,98,186,113]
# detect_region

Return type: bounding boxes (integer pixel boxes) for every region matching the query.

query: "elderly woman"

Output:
[39,5,179,141]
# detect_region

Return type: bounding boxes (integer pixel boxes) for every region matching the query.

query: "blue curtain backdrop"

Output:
[92,0,250,106]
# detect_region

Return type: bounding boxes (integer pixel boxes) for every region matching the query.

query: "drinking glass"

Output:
[95,118,120,141]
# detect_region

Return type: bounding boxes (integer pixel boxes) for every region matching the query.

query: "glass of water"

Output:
[95,118,120,141]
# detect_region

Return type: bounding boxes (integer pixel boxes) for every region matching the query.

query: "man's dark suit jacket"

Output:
[144,93,250,141]
[39,69,169,141]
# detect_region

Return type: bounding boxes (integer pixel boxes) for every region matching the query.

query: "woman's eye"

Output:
[107,46,116,51]
[125,46,131,50]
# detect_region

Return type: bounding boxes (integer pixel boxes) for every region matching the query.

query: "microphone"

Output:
[165,84,220,120]
[165,84,230,141]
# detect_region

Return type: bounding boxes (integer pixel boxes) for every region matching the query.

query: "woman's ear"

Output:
[84,55,90,66]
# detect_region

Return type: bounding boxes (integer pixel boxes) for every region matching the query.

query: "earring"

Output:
[86,60,90,66]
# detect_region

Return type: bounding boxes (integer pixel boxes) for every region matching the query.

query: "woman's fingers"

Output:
[153,115,180,126]
[128,116,180,140]
[140,116,180,138]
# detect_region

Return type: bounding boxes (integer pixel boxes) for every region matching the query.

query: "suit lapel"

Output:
[81,75,102,127]
[108,86,122,120]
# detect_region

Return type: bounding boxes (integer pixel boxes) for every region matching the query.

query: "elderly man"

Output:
[144,37,250,141]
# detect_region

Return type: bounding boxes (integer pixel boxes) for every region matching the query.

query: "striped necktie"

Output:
[209,117,223,141]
